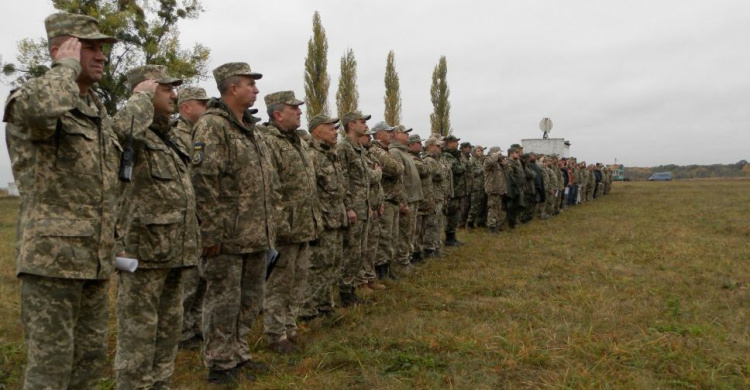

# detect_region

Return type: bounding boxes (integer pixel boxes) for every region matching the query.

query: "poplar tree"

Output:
[383,50,402,126]
[303,11,330,119]
[1,0,210,115]
[430,56,451,136]
[336,49,359,120]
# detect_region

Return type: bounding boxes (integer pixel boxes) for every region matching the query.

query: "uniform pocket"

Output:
[56,115,99,175]
[138,210,184,262]
[145,141,178,181]
[33,218,97,269]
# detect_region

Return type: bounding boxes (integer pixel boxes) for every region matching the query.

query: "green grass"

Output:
[1,180,748,389]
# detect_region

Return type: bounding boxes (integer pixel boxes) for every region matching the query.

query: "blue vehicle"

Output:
[648,172,672,181]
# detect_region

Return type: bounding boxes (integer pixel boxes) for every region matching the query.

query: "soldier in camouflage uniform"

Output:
[113,66,200,390]
[533,154,550,219]
[390,125,423,273]
[458,142,474,228]
[422,137,448,256]
[468,145,487,228]
[505,145,527,229]
[191,62,274,384]
[299,115,348,321]
[337,111,372,305]
[484,146,508,233]
[552,156,565,215]
[261,91,321,353]
[368,122,405,280]
[407,134,433,262]
[442,135,466,245]
[357,131,386,291]
[3,13,158,389]
[543,155,559,217]
[170,86,210,349]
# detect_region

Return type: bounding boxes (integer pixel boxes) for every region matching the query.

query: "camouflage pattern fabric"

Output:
[442,148,465,235]
[20,274,109,389]
[336,136,371,293]
[115,268,186,389]
[261,121,320,343]
[201,252,265,370]
[486,194,507,229]
[118,114,200,269]
[5,58,153,280]
[377,202,400,266]
[505,158,526,226]
[169,115,194,157]
[191,98,276,254]
[300,228,344,317]
[359,147,383,285]
[369,140,404,204]
[180,267,206,341]
[264,243,310,343]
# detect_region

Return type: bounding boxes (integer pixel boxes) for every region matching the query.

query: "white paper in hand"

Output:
[115,257,139,272]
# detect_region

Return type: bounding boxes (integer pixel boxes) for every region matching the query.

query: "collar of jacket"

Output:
[444,148,460,158]
[206,97,260,133]
[343,135,362,151]
[149,113,172,135]
[310,137,334,153]
[372,140,389,150]
[389,142,407,151]
[269,121,301,143]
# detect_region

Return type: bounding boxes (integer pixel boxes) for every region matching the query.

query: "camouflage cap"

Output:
[45,13,117,44]
[488,146,503,154]
[341,111,371,127]
[394,125,412,133]
[264,90,304,107]
[212,62,262,85]
[444,135,460,142]
[309,114,339,131]
[177,86,209,105]
[460,142,472,149]
[369,121,395,135]
[125,65,182,89]
[510,143,522,149]
[408,134,423,144]
[473,145,487,151]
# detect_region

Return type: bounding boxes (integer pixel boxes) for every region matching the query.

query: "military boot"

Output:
[375,264,387,280]
[385,263,399,280]
[411,251,423,264]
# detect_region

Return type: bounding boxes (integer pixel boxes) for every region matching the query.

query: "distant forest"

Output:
[624,161,749,180]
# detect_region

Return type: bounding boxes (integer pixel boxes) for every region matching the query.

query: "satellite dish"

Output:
[539,117,553,139]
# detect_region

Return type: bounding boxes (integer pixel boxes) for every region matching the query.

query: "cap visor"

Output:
[363,114,372,121]
[77,34,118,44]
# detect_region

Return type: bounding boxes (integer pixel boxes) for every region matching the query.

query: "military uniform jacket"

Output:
[443,148,466,197]
[191,98,276,254]
[483,154,507,195]
[364,147,384,211]
[262,123,321,245]
[4,58,154,279]
[409,151,434,213]
[423,152,445,202]
[505,159,526,203]
[471,156,485,194]
[308,139,347,230]
[119,114,200,268]
[337,136,370,216]
[389,143,424,204]
[369,140,404,204]
[461,153,474,195]
[169,115,194,157]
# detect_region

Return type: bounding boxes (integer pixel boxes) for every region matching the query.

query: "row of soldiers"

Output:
[4,13,613,390]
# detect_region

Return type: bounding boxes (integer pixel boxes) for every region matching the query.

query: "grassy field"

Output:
[1,180,748,389]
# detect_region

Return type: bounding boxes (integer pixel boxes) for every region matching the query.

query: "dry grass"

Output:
[0,180,748,389]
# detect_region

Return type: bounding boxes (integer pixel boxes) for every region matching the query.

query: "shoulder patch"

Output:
[192,142,204,165]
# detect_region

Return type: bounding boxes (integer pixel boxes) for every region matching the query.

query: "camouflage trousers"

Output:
[264,242,310,343]
[396,202,418,265]
[422,201,443,251]
[468,190,487,226]
[20,274,109,390]
[358,211,381,285]
[115,267,187,390]
[588,184,596,201]
[414,213,425,254]
[376,201,399,266]
[339,206,369,293]
[300,228,344,317]
[486,194,507,229]
[180,267,206,342]
[201,252,265,370]
[459,193,471,226]
[545,190,558,216]
[445,197,463,235]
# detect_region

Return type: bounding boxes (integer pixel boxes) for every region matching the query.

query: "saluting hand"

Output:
[133,79,159,94]
[53,37,81,63]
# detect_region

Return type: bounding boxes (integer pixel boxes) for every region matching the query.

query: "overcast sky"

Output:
[1,0,749,186]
